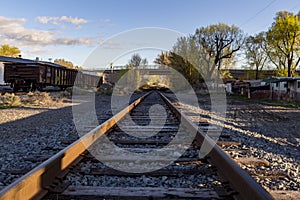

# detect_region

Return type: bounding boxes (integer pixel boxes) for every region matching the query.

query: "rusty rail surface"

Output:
[0,92,151,200]
[159,92,273,200]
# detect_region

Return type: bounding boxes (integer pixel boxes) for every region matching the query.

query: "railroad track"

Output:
[0,91,273,200]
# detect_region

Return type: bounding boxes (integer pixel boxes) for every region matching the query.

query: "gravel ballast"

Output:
[0,92,140,186]
[166,93,300,195]
[0,91,299,199]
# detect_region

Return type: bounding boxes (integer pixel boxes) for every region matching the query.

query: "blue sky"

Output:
[0,0,299,69]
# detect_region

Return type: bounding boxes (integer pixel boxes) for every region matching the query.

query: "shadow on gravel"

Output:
[200,106,300,164]
[0,101,113,141]
[0,94,117,185]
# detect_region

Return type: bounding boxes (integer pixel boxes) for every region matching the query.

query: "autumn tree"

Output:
[245,33,269,79]
[0,44,21,57]
[54,58,76,69]
[265,11,300,77]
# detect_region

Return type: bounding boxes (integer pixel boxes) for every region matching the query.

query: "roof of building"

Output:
[262,77,300,83]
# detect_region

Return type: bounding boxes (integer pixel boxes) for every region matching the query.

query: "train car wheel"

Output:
[23,87,31,92]
[12,83,19,92]
[30,83,37,92]
[36,84,43,92]
[60,86,66,91]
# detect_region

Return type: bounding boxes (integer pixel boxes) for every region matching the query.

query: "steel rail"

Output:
[159,92,273,200]
[0,92,151,200]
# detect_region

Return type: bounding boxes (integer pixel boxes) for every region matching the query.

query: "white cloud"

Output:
[54,37,93,45]
[36,16,57,24]
[60,16,88,25]
[99,40,123,49]
[0,16,26,25]
[36,16,89,26]
[0,16,94,47]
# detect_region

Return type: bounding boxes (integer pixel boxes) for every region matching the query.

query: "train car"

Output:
[74,71,103,88]
[4,61,78,92]
[1,56,102,92]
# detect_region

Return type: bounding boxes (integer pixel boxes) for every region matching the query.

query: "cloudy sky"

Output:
[0,0,299,69]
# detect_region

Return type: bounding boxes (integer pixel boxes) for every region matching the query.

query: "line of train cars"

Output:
[0,56,102,92]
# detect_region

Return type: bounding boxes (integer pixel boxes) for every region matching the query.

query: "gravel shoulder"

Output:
[0,91,146,186]
[166,92,300,199]
[0,93,133,186]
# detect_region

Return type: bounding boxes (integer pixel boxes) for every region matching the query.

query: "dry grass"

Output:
[0,91,69,108]
[0,93,21,108]
[20,92,62,106]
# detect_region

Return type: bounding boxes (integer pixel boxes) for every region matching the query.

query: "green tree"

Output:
[119,54,148,90]
[0,44,21,57]
[169,51,200,84]
[194,23,244,71]
[156,23,243,81]
[245,33,268,79]
[171,35,219,81]
[276,68,288,77]
[155,51,200,85]
[172,36,201,71]
[266,11,300,77]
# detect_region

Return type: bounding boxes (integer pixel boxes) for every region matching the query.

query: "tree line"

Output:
[155,10,300,83]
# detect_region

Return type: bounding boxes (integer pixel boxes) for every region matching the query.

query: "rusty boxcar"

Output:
[74,71,103,88]
[4,62,78,92]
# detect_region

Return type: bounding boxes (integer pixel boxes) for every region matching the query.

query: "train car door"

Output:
[55,68,60,85]
[46,66,51,84]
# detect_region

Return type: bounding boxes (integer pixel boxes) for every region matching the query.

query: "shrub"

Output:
[0,93,21,108]
[21,92,57,105]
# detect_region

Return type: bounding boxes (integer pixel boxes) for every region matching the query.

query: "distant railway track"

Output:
[0,91,273,200]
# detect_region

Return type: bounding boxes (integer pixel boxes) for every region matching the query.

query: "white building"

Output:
[271,81,287,91]
[268,77,300,93]
[288,79,300,93]
[261,77,300,102]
